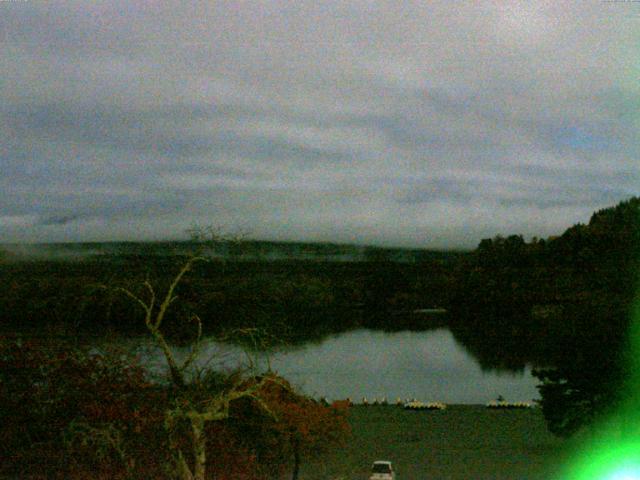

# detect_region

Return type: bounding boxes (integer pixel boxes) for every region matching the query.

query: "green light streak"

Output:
[565,439,640,480]
[557,233,640,479]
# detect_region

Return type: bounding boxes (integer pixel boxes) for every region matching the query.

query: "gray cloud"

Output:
[1,0,638,247]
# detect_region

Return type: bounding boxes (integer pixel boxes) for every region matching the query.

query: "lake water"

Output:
[119,327,540,404]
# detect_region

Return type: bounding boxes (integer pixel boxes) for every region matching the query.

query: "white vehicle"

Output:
[369,460,395,480]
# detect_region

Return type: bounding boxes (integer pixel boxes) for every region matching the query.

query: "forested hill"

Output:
[0,237,464,343]
[450,196,640,435]
[553,196,640,284]
[454,196,640,321]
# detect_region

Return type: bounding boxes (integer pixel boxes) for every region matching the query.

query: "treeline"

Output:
[0,249,461,344]
[450,196,640,435]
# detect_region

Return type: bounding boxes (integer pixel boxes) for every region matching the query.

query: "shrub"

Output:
[0,337,168,478]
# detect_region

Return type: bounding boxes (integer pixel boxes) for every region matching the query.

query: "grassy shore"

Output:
[301,405,570,480]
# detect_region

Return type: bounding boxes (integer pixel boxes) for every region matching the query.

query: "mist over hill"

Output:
[0,240,467,264]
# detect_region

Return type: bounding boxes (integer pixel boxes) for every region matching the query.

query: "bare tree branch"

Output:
[114,287,151,320]
[114,228,290,480]
[154,257,203,331]
[181,314,203,373]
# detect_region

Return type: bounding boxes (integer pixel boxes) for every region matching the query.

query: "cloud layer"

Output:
[1,1,638,248]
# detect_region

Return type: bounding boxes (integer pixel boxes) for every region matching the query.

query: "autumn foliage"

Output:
[227,376,351,478]
[0,336,170,478]
[0,337,350,479]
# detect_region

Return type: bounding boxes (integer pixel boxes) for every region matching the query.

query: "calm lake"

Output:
[116,327,540,404]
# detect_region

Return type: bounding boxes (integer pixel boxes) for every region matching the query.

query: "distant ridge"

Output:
[0,239,469,264]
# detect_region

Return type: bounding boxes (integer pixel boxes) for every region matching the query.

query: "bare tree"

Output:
[116,235,279,480]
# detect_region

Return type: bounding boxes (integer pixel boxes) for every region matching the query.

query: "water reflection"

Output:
[124,328,540,404]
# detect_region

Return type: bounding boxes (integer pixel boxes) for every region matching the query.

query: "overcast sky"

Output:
[1,1,638,248]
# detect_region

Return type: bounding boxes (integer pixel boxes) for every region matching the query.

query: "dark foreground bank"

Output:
[301,404,568,480]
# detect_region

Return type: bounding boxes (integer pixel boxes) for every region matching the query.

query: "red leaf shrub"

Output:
[0,337,169,478]
[1,338,350,479]
[227,376,351,477]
